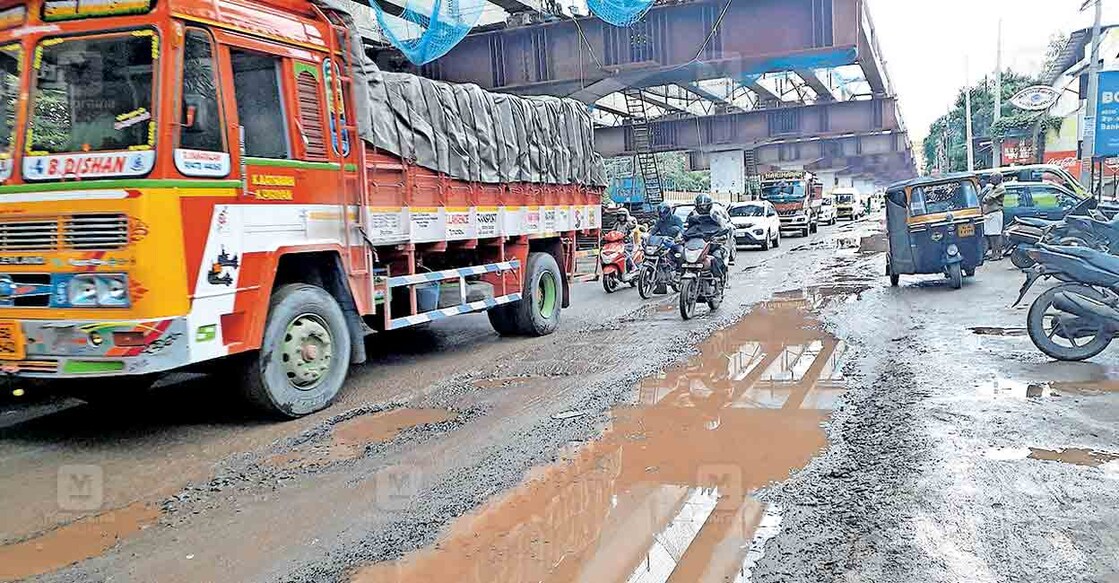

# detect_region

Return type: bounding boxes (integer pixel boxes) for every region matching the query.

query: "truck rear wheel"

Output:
[241,284,351,419]
[489,252,562,337]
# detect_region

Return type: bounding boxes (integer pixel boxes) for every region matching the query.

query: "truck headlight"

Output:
[67,274,130,307]
[99,275,130,306]
[68,276,100,307]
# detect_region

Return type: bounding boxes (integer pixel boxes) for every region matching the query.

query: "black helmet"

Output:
[657,203,672,219]
[694,194,714,215]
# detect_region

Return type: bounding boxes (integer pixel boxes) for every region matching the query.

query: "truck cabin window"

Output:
[27,32,156,154]
[230,49,290,159]
[180,30,223,152]
[762,182,806,202]
[0,45,18,157]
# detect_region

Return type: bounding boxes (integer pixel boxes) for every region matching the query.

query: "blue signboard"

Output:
[1095,70,1119,157]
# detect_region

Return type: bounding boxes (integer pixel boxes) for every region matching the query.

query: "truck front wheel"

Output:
[489,252,562,337]
[241,283,352,419]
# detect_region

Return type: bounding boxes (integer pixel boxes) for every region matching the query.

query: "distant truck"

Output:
[0,0,604,417]
[760,171,824,237]
[833,188,868,221]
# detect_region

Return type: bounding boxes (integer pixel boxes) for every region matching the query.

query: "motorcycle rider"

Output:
[650,203,684,267]
[684,194,731,278]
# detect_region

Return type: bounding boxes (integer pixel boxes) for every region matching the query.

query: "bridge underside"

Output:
[392,0,915,191]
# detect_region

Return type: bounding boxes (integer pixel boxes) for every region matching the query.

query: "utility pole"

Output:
[965,57,975,171]
[1081,0,1104,188]
[993,19,1003,167]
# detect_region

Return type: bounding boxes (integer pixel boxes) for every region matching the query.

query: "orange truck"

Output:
[0,0,604,416]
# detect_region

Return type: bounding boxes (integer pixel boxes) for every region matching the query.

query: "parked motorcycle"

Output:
[637,235,680,299]
[600,230,644,293]
[678,229,729,320]
[1015,243,1119,361]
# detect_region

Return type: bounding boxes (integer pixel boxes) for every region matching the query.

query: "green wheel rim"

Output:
[280,313,334,391]
[536,271,558,319]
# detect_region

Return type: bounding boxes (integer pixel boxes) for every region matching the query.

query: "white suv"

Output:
[728,201,781,250]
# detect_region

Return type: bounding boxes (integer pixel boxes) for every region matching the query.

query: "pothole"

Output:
[351,289,857,582]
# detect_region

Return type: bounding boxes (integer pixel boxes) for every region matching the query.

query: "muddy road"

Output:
[2,216,1118,582]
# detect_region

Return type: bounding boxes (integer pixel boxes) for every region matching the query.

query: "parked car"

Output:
[1002,181,1083,226]
[728,201,781,250]
[673,202,737,265]
[818,194,838,225]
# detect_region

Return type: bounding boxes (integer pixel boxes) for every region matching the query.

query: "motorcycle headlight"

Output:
[66,274,130,307]
[947,244,960,256]
[684,248,703,263]
[645,246,659,254]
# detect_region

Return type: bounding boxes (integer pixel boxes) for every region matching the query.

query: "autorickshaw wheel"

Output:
[948,263,963,290]
[241,284,352,419]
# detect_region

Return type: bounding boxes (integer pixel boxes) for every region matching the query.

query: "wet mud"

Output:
[268,408,455,469]
[0,502,160,581]
[1028,448,1119,468]
[353,291,851,582]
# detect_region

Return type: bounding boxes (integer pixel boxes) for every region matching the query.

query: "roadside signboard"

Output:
[1009,85,1059,111]
[1094,70,1119,157]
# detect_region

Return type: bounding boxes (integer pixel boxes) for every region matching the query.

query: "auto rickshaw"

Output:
[885,174,985,289]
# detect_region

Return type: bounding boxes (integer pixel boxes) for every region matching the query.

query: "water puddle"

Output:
[970,327,1028,337]
[269,408,454,469]
[1028,448,1119,468]
[984,447,1119,468]
[977,379,1055,400]
[1049,379,1119,396]
[0,502,160,581]
[353,291,851,583]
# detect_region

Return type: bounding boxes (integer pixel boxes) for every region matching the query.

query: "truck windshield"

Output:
[908,181,979,216]
[0,44,19,159]
[761,182,805,202]
[835,193,855,203]
[27,31,156,155]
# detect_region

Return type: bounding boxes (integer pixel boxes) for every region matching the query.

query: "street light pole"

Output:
[993,18,1003,167]
[1081,0,1104,189]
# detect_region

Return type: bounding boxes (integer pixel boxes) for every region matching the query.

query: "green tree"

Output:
[922,71,1052,173]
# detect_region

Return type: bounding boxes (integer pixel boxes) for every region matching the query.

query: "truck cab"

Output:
[760,171,822,237]
[833,188,866,221]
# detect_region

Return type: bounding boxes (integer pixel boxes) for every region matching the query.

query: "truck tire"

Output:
[241,283,352,419]
[487,303,519,336]
[512,252,563,336]
[489,252,563,336]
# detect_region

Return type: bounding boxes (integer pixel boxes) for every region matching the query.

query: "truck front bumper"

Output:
[0,317,192,378]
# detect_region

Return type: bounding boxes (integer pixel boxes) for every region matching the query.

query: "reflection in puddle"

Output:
[354,293,849,583]
[0,502,160,581]
[1050,380,1119,396]
[977,379,1054,400]
[269,409,454,469]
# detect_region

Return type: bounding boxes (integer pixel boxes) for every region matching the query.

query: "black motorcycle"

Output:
[637,235,680,299]
[678,228,729,320]
[1015,244,1119,361]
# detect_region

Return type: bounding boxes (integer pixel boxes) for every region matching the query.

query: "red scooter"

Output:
[600,230,645,293]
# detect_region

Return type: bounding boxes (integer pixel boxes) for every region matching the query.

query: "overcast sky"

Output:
[868,0,1119,147]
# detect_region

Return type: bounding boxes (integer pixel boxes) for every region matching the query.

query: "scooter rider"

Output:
[684,194,731,278]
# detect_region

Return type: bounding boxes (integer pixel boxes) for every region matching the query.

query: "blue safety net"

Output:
[370,0,488,66]
[586,0,654,27]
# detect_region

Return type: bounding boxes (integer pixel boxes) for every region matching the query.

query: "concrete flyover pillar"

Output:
[711,150,746,201]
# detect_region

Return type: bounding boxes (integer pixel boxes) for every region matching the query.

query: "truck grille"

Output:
[0,214,129,252]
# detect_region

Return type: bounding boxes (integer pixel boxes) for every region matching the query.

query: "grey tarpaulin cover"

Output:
[319,0,606,186]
